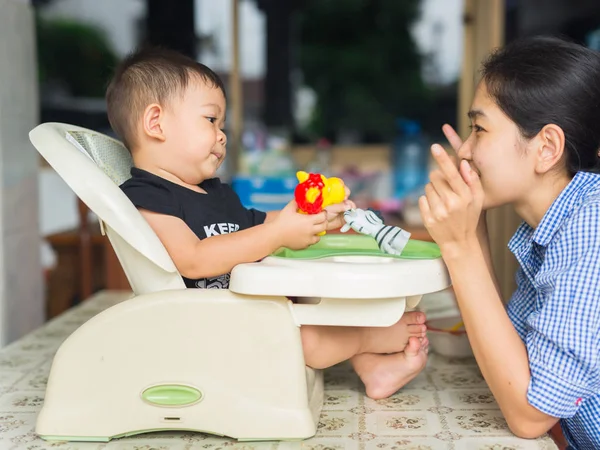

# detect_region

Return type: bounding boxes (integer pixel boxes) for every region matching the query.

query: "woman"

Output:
[420,36,600,449]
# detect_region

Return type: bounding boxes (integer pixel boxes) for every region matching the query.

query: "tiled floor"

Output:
[0,291,557,450]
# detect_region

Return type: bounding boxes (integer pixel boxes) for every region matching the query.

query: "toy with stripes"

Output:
[340,208,411,256]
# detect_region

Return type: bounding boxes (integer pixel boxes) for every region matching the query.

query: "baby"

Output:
[107,47,429,399]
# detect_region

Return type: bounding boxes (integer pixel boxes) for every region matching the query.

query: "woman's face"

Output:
[456,81,538,210]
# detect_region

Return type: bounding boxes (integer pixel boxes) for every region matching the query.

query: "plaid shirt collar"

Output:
[509,172,599,255]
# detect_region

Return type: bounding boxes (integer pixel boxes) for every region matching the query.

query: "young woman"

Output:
[420,36,600,449]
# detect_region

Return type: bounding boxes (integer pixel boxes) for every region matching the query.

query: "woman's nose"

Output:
[456,135,473,160]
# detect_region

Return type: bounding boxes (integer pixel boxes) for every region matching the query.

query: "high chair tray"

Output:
[272,234,441,260]
[230,235,450,300]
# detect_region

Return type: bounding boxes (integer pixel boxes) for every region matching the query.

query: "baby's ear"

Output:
[142,103,166,142]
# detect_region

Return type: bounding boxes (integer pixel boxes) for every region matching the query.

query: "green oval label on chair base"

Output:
[141,384,203,407]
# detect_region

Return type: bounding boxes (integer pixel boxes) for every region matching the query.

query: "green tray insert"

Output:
[271,234,440,260]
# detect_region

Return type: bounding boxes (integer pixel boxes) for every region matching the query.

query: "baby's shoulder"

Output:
[120,168,183,217]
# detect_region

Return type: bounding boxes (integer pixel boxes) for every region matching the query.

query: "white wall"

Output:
[195,0,266,78]
[0,0,44,346]
[411,0,464,85]
[41,0,267,78]
[41,0,145,57]
[39,167,79,236]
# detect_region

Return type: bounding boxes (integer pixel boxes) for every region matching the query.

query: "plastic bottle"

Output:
[392,119,428,200]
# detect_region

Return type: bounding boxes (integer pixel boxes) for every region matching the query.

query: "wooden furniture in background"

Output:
[77,199,93,300]
[104,237,131,290]
[79,200,130,291]
[549,424,568,450]
[45,224,106,319]
[45,200,130,319]
[459,0,521,303]
[228,0,242,176]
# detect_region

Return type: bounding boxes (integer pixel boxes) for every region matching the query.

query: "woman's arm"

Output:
[420,146,558,438]
[444,241,559,437]
[475,212,502,297]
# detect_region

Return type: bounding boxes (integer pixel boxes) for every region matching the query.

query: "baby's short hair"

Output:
[106,47,225,150]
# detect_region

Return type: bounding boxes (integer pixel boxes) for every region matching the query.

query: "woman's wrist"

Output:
[439,237,482,263]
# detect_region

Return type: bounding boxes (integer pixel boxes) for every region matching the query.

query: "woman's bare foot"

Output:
[352,336,429,400]
[362,311,427,354]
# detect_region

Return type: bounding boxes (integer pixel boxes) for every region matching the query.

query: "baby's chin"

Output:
[214,159,225,173]
[204,163,221,179]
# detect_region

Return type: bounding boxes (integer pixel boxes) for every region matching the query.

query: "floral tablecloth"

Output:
[0,291,557,450]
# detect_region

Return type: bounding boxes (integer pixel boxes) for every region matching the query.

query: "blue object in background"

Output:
[392,118,429,200]
[232,175,297,212]
[587,28,600,51]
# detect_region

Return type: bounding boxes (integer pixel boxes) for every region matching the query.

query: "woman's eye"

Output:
[469,124,485,133]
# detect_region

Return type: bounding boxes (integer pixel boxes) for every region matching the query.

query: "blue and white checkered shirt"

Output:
[507,171,600,450]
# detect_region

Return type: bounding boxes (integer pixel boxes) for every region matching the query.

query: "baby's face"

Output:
[162,78,227,184]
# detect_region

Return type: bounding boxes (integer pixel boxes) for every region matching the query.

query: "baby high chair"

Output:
[30,122,451,442]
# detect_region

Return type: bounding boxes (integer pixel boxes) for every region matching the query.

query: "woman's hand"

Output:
[418,141,484,258]
[441,123,463,153]
[441,124,490,241]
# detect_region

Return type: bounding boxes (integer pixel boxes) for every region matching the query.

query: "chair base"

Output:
[36,290,324,442]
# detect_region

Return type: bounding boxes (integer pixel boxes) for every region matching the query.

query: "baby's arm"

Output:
[140,201,328,279]
[140,209,285,279]
[264,211,279,223]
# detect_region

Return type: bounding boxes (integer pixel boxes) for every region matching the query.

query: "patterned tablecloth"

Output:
[0,291,557,450]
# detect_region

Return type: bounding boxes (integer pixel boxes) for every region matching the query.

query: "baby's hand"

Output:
[274,200,327,249]
[324,200,355,230]
[322,181,354,230]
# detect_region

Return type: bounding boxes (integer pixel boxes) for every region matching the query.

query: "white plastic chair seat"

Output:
[231,254,449,326]
[29,122,450,443]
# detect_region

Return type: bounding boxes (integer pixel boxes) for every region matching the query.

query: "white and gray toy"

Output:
[341,208,411,256]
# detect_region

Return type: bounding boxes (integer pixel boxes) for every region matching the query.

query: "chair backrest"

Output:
[30,122,185,295]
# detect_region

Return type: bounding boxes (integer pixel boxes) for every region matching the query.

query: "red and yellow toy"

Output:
[294,171,346,235]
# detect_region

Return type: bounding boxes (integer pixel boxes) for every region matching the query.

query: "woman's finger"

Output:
[442,123,463,152]
[424,183,445,216]
[431,145,470,197]
[460,160,485,206]
[429,169,453,202]
[418,195,433,226]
